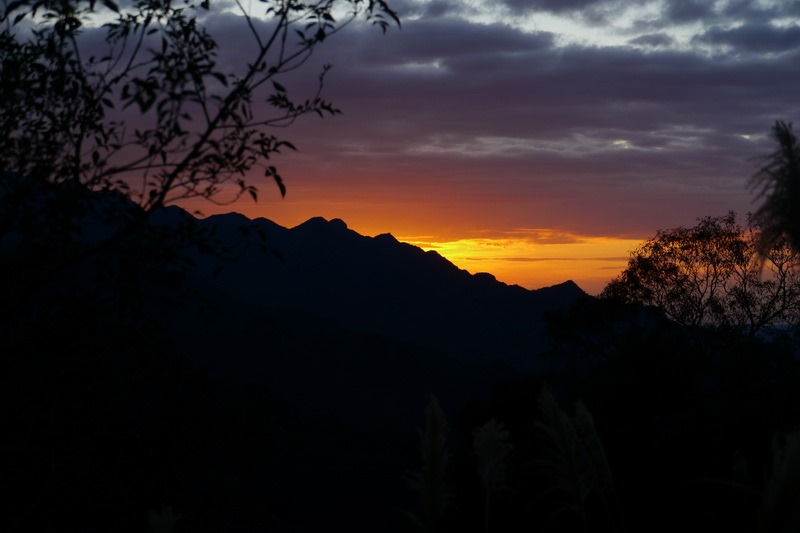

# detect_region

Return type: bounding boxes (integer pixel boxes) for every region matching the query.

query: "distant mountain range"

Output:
[172,210,587,371]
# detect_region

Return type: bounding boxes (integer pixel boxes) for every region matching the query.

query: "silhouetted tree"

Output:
[1,0,397,209]
[601,212,800,339]
[750,121,800,254]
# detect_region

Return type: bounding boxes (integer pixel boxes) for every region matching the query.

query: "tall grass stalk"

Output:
[473,419,512,533]
[405,395,453,532]
[759,427,800,533]
[534,387,622,531]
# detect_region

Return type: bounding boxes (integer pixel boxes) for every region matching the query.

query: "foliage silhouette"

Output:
[601,212,800,339]
[1,0,398,209]
[750,121,800,254]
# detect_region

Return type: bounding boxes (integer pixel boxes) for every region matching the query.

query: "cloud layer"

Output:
[234,0,800,241]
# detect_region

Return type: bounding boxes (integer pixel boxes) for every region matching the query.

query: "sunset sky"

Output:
[185,0,800,294]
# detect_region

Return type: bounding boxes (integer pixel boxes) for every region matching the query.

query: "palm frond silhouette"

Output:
[750,121,800,254]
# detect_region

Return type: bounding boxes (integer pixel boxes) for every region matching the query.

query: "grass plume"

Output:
[534,387,621,531]
[405,395,453,532]
[473,419,513,533]
[759,427,800,533]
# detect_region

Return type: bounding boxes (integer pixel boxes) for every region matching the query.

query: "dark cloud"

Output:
[694,23,800,54]
[721,0,800,23]
[419,0,460,17]
[500,0,606,14]
[665,0,716,22]
[520,0,799,31]
[501,0,714,25]
[774,0,800,17]
[628,32,675,47]
[388,0,462,18]
[377,18,555,63]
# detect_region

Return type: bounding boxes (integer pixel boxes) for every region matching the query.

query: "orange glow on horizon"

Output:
[178,194,641,295]
[398,233,640,295]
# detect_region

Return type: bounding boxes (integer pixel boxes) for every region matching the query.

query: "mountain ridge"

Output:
[183,211,588,371]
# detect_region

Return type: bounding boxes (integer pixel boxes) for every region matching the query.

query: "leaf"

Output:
[101,0,119,12]
[271,172,286,198]
[272,80,286,93]
[211,72,228,86]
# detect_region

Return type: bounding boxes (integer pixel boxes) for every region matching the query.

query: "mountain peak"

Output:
[297,216,327,227]
[296,216,348,232]
[534,279,587,298]
[473,272,497,282]
[330,218,347,229]
[558,279,585,293]
[373,232,398,244]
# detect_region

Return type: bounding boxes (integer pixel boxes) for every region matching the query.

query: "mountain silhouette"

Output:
[178,211,586,371]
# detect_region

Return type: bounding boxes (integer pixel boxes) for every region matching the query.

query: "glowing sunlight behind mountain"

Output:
[400,232,640,295]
